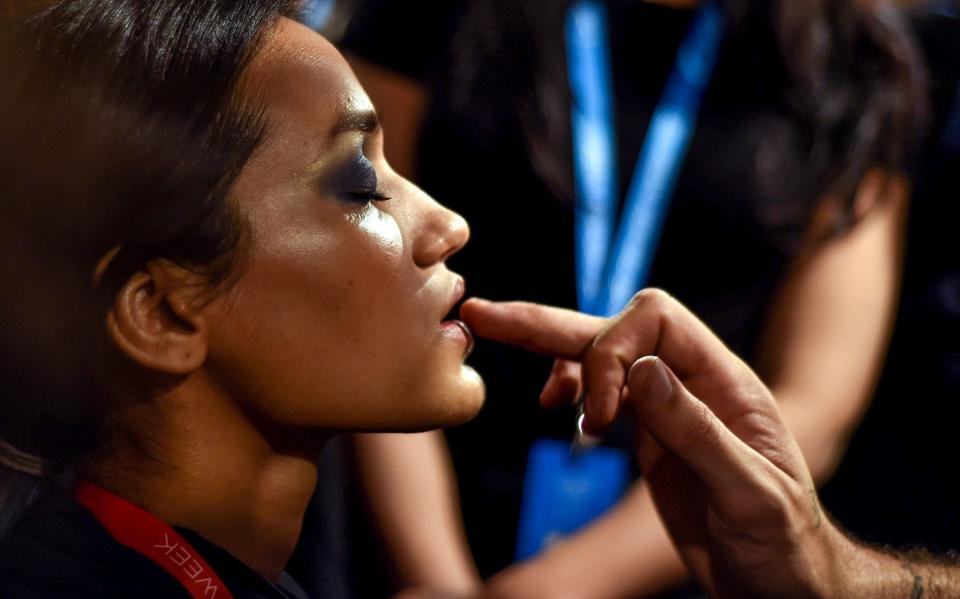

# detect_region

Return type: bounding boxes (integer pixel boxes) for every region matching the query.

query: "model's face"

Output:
[202,19,483,432]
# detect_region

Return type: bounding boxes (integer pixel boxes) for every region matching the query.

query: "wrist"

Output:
[817,523,864,599]
[817,524,902,599]
[787,516,870,599]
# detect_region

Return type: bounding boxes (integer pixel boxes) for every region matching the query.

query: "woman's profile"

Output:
[0,1,483,596]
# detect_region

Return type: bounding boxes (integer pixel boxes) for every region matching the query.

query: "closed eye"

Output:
[344,190,392,203]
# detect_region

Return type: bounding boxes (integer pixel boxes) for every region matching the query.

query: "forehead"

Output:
[246,18,372,145]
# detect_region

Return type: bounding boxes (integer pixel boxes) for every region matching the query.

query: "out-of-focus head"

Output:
[0,0,483,470]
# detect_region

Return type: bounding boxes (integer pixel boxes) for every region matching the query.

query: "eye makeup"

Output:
[329,152,391,204]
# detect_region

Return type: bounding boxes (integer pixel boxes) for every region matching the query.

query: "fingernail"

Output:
[648,358,673,404]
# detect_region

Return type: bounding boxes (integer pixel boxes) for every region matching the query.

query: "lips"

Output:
[441,276,466,323]
[452,319,475,358]
[440,276,474,358]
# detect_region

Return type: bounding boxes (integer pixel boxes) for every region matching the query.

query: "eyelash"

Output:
[345,190,392,203]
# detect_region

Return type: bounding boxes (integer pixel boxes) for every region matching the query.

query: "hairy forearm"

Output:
[486,482,687,599]
[829,531,960,599]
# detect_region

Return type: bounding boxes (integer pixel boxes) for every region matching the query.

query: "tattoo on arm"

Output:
[902,562,924,599]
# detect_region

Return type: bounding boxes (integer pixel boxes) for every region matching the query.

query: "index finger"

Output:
[459,298,605,359]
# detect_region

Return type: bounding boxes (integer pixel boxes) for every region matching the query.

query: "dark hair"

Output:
[0,0,294,534]
[446,0,926,231]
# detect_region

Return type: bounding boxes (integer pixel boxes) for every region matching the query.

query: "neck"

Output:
[85,372,327,581]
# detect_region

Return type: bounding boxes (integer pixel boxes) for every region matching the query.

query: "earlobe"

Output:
[106,263,208,376]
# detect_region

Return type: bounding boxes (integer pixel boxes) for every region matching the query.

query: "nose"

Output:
[412,200,470,268]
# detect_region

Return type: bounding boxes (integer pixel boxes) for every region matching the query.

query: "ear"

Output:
[106,261,209,375]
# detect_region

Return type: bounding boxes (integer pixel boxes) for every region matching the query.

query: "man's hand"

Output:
[461,291,849,598]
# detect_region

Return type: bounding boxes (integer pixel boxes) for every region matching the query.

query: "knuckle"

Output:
[586,335,614,361]
[629,288,673,312]
[588,336,634,371]
[561,371,580,387]
[557,365,580,387]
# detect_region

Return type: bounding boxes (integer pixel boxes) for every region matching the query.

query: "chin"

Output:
[444,365,486,423]
[400,366,486,432]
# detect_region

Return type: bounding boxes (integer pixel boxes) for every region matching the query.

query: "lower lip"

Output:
[440,320,475,358]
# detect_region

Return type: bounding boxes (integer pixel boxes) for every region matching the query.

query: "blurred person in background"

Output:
[328,0,927,597]
[821,0,960,562]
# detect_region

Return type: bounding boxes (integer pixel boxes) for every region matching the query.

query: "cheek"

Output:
[351,202,403,256]
[205,203,423,426]
[335,205,416,358]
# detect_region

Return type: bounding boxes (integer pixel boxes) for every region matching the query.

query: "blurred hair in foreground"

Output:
[0,0,293,535]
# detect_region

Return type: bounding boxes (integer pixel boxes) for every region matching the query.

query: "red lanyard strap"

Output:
[73,480,235,599]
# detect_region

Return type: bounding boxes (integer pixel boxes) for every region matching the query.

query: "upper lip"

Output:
[441,275,466,322]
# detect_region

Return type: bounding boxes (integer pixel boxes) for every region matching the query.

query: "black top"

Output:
[0,488,309,599]
[341,0,830,577]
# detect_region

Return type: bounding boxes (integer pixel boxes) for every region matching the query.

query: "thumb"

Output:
[626,357,763,497]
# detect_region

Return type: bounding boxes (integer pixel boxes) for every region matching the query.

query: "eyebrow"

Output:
[332,109,381,136]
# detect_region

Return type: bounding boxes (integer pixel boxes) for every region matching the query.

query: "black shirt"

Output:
[0,488,310,599]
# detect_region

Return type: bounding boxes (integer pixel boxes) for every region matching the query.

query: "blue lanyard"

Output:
[567,0,725,316]
[301,0,336,30]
